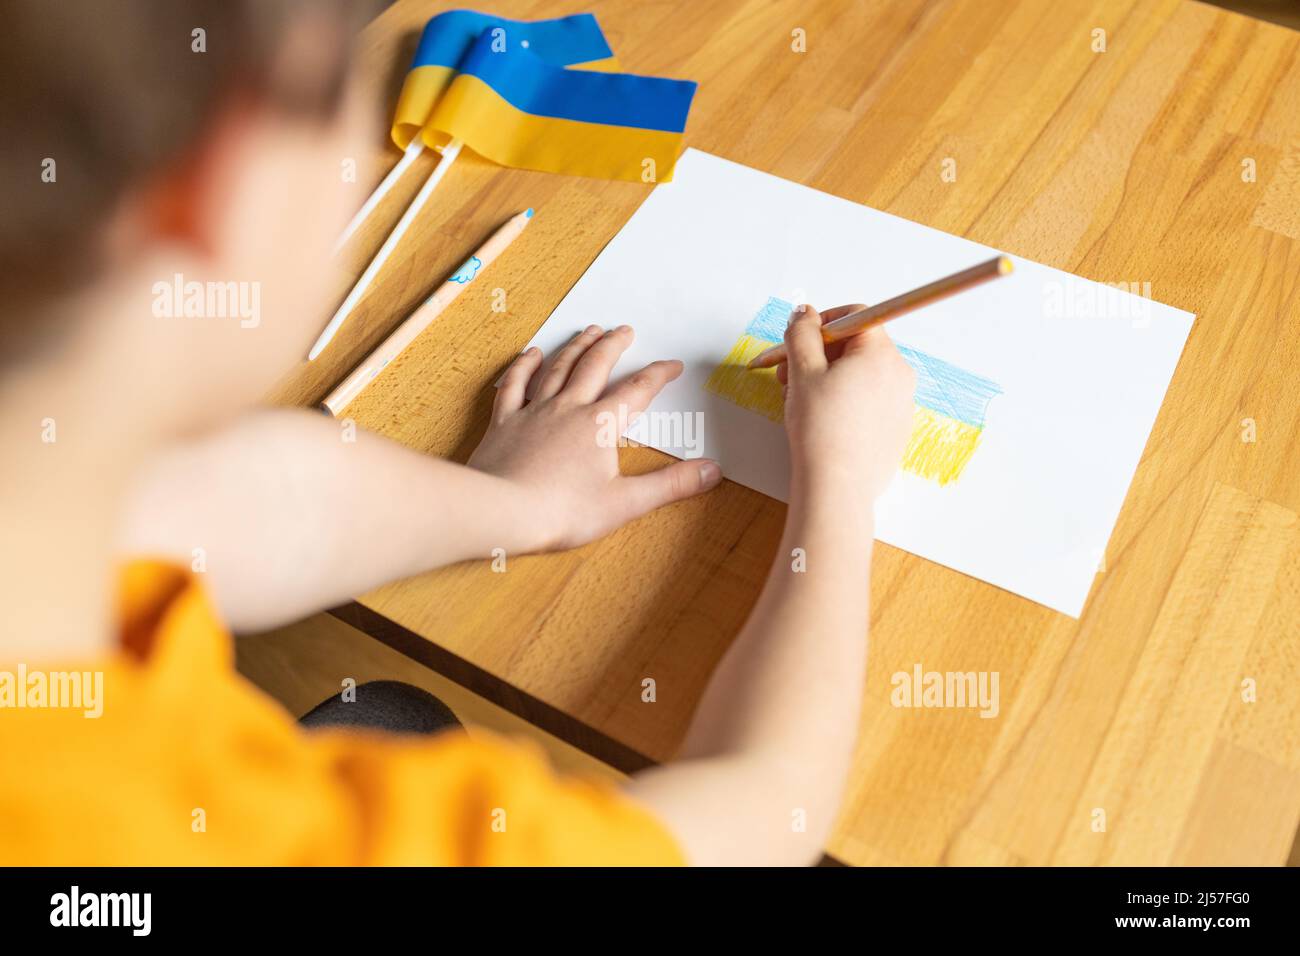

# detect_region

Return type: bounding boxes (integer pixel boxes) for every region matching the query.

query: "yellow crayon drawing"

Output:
[704,333,785,423]
[900,405,985,486]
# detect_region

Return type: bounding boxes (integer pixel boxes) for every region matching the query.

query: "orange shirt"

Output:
[0,561,683,865]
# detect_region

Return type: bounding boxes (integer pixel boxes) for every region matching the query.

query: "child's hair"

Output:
[0,0,372,352]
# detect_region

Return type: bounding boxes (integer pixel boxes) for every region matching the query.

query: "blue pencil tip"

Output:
[525,207,534,218]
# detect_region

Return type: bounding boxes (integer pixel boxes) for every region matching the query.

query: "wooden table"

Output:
[273,0,1300,866]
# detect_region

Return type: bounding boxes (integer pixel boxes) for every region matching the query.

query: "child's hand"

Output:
[778,304,916,501]
[469,326,722,552]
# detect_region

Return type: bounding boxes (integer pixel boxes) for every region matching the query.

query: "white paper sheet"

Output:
[524,149,1194,617]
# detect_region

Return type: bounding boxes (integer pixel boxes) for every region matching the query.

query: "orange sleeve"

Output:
[0,562,683,866]
[313,730,684,866]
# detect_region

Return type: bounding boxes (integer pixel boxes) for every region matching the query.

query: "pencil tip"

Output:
[524,207,534,218]
[998,256,1014,275]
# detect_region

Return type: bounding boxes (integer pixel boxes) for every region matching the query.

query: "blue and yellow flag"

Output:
[390,10,697,181]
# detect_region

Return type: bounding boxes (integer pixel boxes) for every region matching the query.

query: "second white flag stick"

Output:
[309,137,464,361]
[332,138,426,254]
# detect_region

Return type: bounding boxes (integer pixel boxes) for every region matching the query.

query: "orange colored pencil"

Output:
[746,255,1013,370]
[321,208,533,415]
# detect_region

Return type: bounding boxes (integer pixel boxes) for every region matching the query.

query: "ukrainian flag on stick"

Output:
[393,10,697,181]
[392,12,617,147]
[313,10,698,360]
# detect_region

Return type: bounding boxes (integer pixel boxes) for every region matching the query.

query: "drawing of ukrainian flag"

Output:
[896,344,1002,485]
[706,297,1003,486]
[390,10,697,181]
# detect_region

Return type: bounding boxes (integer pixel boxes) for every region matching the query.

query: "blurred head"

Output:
[0,0,379,433]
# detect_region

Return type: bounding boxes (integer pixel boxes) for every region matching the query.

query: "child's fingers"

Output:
[783,304,828,379]
[621,458,722,519]
[562,326,634,403]
[840,325,890,357]
[819,303,867,364]
[599,359,684,418]
[819,303,867,323]
[534,326,603,400]
[494,347,543,420]
[775,303,868,382]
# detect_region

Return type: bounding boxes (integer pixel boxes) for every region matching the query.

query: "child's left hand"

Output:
[468,325,722,552]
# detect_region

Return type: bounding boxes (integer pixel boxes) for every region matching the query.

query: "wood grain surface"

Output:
[269,0,1300,865]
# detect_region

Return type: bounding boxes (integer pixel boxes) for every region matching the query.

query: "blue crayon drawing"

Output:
[896,344,1002,429]
[744,296,795,342]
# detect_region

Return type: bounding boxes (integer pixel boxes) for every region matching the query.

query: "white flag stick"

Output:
[309,138,464,361]
[333,138,426,254]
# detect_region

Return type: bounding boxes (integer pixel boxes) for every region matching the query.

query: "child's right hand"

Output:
[777,304,916,502]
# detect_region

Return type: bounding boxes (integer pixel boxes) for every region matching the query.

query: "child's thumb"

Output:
[624,459,722,517]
